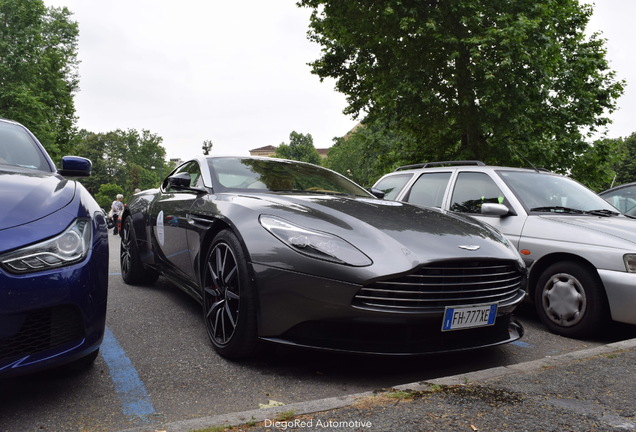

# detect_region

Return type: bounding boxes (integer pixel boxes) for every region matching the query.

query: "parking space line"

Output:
[101,326,156,420]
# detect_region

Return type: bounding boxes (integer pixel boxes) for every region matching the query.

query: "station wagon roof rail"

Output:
[394,160,485,171]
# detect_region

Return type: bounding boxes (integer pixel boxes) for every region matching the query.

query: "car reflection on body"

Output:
[120,156,526,358]
[0,119,109,376]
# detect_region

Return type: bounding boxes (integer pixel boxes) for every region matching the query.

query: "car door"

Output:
[446,171,526,249]
[151,161,204,282]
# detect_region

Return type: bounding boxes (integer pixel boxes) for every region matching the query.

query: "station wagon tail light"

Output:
[624,254,636,273]
[0,218,92,274]
[260,215,372,267]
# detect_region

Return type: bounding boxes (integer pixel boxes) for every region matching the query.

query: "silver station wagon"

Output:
[374,161,636,338]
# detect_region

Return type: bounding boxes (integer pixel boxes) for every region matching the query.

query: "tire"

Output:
[535,261,608,338]
[120,216,159,285]
[202,230,259,359]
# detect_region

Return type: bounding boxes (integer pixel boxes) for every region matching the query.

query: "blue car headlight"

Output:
[0,218,92,274]
[260,215,372,267]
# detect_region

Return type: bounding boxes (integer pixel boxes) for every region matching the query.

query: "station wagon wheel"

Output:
[203,230,259,359]
[535,261,608,338]
[120,216,159,285]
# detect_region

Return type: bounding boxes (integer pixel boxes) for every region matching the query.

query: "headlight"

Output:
[260,215,372,267]
[0,218,92,274]
[624,254,636,273]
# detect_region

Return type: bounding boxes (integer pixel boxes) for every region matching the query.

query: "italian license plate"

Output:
[442,304,497,331]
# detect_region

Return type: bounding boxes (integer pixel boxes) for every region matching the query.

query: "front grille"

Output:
[353,260,524,312]
[0,305,85,363]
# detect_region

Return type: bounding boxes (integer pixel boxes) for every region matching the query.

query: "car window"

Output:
[0,121,51,171]
[601,187,636,215]
[404,172,451,208]
[499,170,616,213]
[374,174,412,200]
[208,157,371,197]
[450,172,507,214]
[164,161,203,192]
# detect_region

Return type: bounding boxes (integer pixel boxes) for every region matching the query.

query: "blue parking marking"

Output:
[512,340,533,348]
[101,327,156,420]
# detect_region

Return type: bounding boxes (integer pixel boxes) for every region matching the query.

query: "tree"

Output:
[95,183,123,210]
[274,131,322,165]
[74,129,172,199]
[609,133,636,187]
[298,0,624,180]
[325,121,418,186]
[0,0,79,160]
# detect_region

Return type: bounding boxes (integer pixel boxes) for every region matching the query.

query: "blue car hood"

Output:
[0,168,75,230]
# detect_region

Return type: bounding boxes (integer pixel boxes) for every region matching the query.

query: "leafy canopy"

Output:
[0,0,79,160]
[299,0,624,178]
[274,131,322,165]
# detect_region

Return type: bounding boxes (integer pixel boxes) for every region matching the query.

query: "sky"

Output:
[42,0,636,162]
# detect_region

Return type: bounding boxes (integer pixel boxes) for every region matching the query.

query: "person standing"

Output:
[111,194,124,235]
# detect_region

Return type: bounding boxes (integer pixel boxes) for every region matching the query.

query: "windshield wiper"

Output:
[530,206,620,217]
[530,206,584,214]
[583,209,620,217]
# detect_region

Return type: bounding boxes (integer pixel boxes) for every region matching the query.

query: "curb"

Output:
[120,337,636,432]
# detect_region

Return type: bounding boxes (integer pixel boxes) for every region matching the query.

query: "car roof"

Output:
[600,182,636,195]
[390,161,552,175]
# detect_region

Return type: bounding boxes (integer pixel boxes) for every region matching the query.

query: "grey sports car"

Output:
[120,156,526,358]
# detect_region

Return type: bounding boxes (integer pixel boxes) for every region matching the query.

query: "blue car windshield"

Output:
[0,122,51,171]
[499,170,618,213]
[208,157,372,197]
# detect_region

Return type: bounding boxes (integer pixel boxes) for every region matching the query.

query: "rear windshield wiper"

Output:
[530,206,584,214]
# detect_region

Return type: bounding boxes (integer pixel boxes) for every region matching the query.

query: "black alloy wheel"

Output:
[203,230,259,359]
[120,216,159,285]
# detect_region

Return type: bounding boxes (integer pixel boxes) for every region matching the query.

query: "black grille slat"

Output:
[0,305,85,363]
[353,260,524,312]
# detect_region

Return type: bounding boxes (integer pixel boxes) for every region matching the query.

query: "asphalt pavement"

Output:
[116,337,636,432]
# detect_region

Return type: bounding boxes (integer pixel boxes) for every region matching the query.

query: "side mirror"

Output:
[481,203,510,216]
[58,156,92,177]
[368,187,386,199]
[166,172,208,194]
[167,172,192,189]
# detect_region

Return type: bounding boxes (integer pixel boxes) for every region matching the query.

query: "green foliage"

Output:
[610,133,636,187]
[298,0,624,183]
[274,131,322,165]
[325,121,417,186]
[74,129,171,199]
[95,183,123,210]
[0,0,79,160]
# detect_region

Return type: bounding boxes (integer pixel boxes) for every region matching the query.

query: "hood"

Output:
[234,193,521,266]
[0,168,75,230]
[524,215,636,248]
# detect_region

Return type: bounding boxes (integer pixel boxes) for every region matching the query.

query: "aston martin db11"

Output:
[120,156,526,358]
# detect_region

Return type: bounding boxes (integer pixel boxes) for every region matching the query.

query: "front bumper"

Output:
[598,269,636,325]
[0,249,108,376]
[253,263,524,355]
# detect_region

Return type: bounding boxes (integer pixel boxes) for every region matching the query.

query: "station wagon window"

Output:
[450,172,507,214]
[374,174,412,200]
[404,172,451,208]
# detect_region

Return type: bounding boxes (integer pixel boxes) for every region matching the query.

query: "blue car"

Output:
[0,118,108,376]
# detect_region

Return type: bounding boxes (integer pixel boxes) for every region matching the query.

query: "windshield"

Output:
[498,170,618,214]
[0,121,52,171]
[208,157,372,197]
